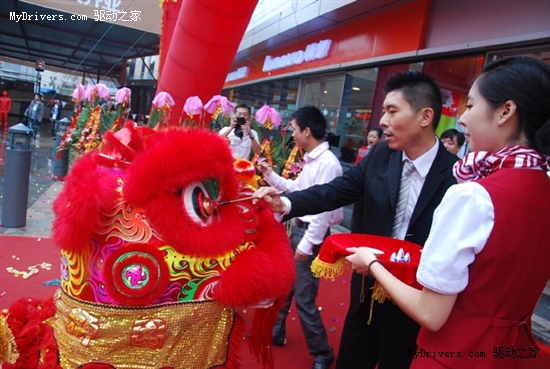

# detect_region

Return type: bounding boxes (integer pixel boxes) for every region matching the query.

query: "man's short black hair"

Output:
[291,106,327,140]
[234,103,251,115]
[384,70,443,130]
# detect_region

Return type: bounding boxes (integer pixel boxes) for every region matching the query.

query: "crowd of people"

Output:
[2,55,548,369]
[256,56,550,369]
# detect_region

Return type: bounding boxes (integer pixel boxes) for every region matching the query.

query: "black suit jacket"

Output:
[286,140,458,367]
[286,140,458,247]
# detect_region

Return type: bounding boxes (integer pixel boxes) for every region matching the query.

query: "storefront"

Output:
[222,0,550,166]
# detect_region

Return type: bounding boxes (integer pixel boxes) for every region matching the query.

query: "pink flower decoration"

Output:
[72,84,85,101]
[115,87,131,105]
[183,96,203,117]
[83,84,94,100]
[204,95,234,116]
[255,105,281,128]
[94,84,111,101]
[152,91,175,109]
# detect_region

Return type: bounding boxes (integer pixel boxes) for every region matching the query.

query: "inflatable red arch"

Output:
[158,0,259,124]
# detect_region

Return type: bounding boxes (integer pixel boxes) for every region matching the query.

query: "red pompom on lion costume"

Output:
[0,123,295,369]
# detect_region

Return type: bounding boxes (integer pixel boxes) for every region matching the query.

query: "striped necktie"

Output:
[391,159,415,238]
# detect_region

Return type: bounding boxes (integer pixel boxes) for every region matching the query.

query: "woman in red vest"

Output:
[346,56,550,369]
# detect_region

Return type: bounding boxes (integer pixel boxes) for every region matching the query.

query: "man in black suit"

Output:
[256,70,458,369]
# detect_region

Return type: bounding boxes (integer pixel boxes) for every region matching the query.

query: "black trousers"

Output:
[335,272,420,369]
[272,221,334,363]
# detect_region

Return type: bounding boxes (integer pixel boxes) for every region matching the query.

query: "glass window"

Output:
[337,68,378,163]
[300,74,344,132]
[422,55,484,157]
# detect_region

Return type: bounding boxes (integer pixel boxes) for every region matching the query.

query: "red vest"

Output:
[413,168,550,369]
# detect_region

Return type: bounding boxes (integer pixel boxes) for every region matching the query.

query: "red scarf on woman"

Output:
[453,145,550,183]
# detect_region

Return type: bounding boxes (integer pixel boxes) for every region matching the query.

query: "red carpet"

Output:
[1,235,549,369]
[0,235,61,309]
[0,235,349,369]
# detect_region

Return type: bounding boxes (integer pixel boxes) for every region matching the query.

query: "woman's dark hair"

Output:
[477,56,550,155]
[441,128,465,147]
[368,127,383,139]
[384,70,443,130]
[291,105,327,140]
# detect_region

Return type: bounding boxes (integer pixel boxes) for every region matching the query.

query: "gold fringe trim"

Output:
[0,314,19,363]
[367,281,390,325]
[311,256,347,281]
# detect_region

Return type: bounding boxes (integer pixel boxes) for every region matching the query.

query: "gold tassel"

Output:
[311,256,347,281]
[367,281,389,325]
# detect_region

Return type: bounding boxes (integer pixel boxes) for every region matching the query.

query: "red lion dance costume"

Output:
[0,1,296,367]
[0,123,295,368]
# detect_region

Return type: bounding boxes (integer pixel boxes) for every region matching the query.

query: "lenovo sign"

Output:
[262,39,332,73]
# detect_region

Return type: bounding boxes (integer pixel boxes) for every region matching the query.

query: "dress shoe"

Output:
[312,353,334,369]
[311,361,333,369]
[272,338,286,347]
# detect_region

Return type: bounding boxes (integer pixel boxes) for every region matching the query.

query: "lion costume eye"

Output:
[181,180,220,225]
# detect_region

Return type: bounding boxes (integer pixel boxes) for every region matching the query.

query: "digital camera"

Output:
[234,116,246,139]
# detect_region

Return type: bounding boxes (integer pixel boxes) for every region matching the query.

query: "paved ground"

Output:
[0,120,61,237]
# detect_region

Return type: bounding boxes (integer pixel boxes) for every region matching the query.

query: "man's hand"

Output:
[243,123,253,137]
[256,158,273,177]
[254,186,285,213]
[229,115,238,129]
[295,248,309,262]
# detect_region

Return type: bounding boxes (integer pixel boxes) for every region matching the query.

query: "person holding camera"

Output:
[219,103,261,160]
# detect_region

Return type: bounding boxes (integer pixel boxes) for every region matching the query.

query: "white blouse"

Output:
[416,182,495,294]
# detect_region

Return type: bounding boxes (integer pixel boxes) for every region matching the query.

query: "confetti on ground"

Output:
[43,279,61,286]
[6,262,53,279]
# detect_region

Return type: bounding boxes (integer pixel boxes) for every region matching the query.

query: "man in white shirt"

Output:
[258,106,342,369]
[218,103,261,160]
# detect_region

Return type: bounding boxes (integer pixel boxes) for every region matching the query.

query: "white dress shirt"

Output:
[393,137,440,240]
[265,141,344,255]
[219,127,259,160]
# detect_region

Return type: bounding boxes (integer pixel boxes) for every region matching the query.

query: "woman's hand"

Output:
[254,186,285,213]
[345,247,378,275]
